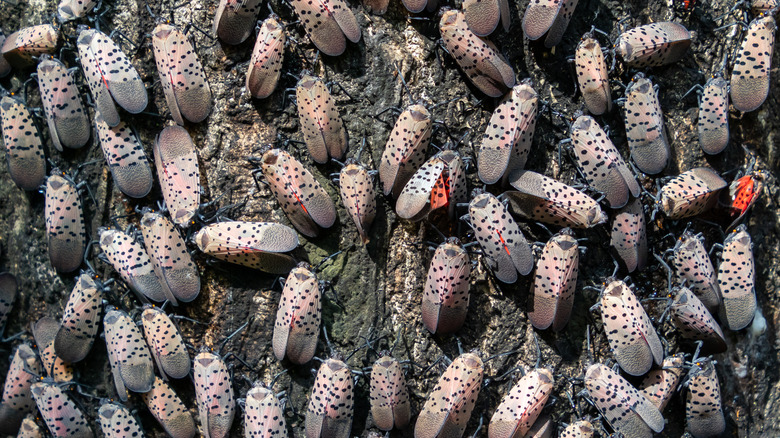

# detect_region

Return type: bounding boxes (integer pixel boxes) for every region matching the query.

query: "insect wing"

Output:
[0,96,46,190]
[30,383,93,438]
[54,273,102,363]
[104,309,155,394]
[152,24,212,124]
[543,0,578,47]
[45,174,86,273]
[610,197,647,273]
[99,228,166,302]
[717,225,756,330]
[415,353,483,438]
[658,167,726,219]
[213,0,263,44]
[528,229,578,332]
[670,288,726,354]
[370,355,411,431]
[672,231,721,313]
[141,306,191,379]
[194,221,298,273]
[686,359,725,437]
[95,115,154,198]
[396,156,445,221]
[697,74,729,154]
[140,211,201,303]
[194,352,235,438]
[521,0,562,40]
[422,240,471,334]
[639,354,685,412]
[142,377,197,438]
[272,263,321,364]
[296,74,348,163]
[1,25,58,67]
[488,369,554,438]
[0,272,16,336]
[584,364,664,437]
[378,104,432,197]
[0,344,40,434]
[469,192,534,283]
[32,317,74,382]
[623,74,669,175]
[289,0,348,56]
[247,17,285,99]
[244,384,288,437]
[153,125,201,227]
[575,35,612,115]
[339,162,376,243]
[98,402,144,438]
[730,16,775,112]
[615,22,692,68]
[306,358,354,438]
[37,57,90,150]
[463,0,501,36]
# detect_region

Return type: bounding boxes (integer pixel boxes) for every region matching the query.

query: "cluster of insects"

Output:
[0,0,776,436]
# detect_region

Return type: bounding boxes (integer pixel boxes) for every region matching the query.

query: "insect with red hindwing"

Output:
[396,148,466,222]
[718,155,764,229]
[466,189,534,284]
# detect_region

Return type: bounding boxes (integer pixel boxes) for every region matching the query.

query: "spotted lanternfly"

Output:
[104,308,156,399]
[288,0,360,56]
[468,190,534,284]
[528,229,578,332]
[610,200,647,274]
[0,29,10,77]
[140,210,201,304]
[45,172,86,273]
[1,24,59,68]
[213,0,263,44]
[247,15,285,99]
[98,401,144,438]
[194,351,235,438]
[504,170,608,229]
[194,221,299,273]
[730,15,776,112]
[670,287,727,354]
[478,80,538,185]
[32,317,74,382]
[272,262,321,364]
[488,368,554,438]
[370,353,411,431]
[583,363,664,438]
[306,356,354,438]
[685,358,725,438]
[462,0,510,36]
[244,381,289,437]
[154,125,201,227]
[559,420,594,438]
[141,306,191,380]
[142,376,197,438]
[697,74,729,155]
[0,95,46,191]
[57,0,98,21]
[657,167,727,219]
[54,273,103,363]
[339,159,376,244]
[95,115,154,199]
[76,28,148,127]
[717,225,756,330]
[18,414,43,438]
[570,114,639,209]
[440,10,516,98]
[36,56,90,151]
[639,354,685,412]
[99,227,166,302]
[0,344,41,434]
[751,0,779,14]
[575,33,612,115]
[152,23,212,125]
[415,352,483,438]
[397,149,466,222]
[379,104,432,198]
[720,171,764,227]
[296,73,348,164]
[259,148,337,238]
[30,382,94,438]
[521,0,563,40]
[525,415,554,438]
[421,237,471,334]
[615,22,691,68]
[672,231,721,313]
[598,279,663,376]
[542,0,578,47]
[401,0,437,13]
[0,272,17,337]
[622,73,669,175]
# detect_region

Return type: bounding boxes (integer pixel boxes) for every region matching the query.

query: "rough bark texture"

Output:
[0,0,779,436]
